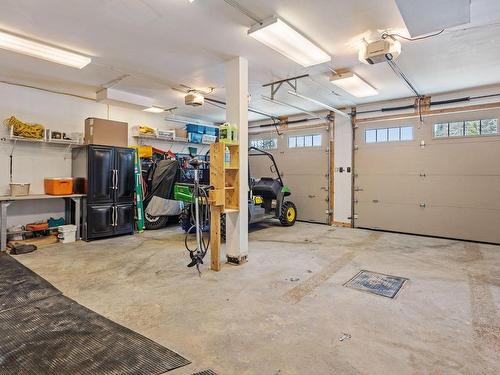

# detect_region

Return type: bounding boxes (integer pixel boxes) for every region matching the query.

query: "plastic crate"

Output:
[174,183,194,203]
[204,127,219,136]
[186,124,205,134]
[188,132,203,144]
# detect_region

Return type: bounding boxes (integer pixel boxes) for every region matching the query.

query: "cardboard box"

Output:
[174,128,188,140]
[85,118,128,147]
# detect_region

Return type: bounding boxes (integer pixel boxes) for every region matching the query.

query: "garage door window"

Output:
[365,126,413,143]
[288,134,322,148]
[250,138,278,150]
[434,119,498,138]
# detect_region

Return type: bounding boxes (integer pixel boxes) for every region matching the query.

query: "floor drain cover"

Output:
[344,270,407,298]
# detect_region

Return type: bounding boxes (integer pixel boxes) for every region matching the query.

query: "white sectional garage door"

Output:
[354,109,500,244]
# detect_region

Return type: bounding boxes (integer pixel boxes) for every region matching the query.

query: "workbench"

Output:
[0,194,85,251]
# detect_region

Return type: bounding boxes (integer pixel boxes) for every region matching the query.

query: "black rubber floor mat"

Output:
[344,270,407,298]
[193,371,218,375]
[0,252,61,313]
[0,295,190,374]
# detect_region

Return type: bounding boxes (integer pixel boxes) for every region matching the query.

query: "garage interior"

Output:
[0,1,499,374]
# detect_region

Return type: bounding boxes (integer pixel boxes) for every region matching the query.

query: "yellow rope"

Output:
[3,116,44,139]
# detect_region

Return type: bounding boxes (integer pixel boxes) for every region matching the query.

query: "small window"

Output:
[449,122,464,137]
[250,138,277,150]
[481,119,498,135]
[434,123,448,138]
[365,126,413,143]
[465,120,480,136]
[388,127,400,142]
[296,136,305,147]
[376,128,388,142]
[304,135,313,147]
[313,134,322,146]
[288,134,322,148]
[400,126,413,141]
[433,118,498,138]
[365,129,377,143]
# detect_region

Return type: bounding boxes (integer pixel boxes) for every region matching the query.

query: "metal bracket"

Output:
[263,74,309,100]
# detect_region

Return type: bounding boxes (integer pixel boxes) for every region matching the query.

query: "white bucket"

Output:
[58,224,77,244]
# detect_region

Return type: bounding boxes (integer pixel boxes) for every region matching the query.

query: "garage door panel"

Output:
[356,175,500,209]
[355,146,422,174]
[356,175,421,203]
[286,174,328,223]
[420,140,500,175]
[355,203,500,243]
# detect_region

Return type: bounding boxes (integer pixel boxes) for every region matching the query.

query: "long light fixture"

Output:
[0,30,91,69]
[248,16,331,67]
[261,96,320,119]
[288,90,350,119]
[143,106,165,113]
[330,71,378,98]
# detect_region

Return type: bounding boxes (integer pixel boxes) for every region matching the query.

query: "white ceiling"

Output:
[0,0,499,122]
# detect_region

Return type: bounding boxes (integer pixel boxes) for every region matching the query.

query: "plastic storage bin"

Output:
[204,127,219,137]
[186,124,205,134]
[9,183,30,196]
[44,178,73,195]
[188,132,203,144]
[58,225,77,243]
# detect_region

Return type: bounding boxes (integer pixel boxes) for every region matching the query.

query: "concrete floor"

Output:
[16,222,500,375]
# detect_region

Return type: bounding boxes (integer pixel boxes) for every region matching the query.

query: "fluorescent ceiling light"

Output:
[143,106,165,113]
[0,30,91,69]
[248,16,330,67]
[288,90,350,119]
[261,96,320,119]
[330,72,378,98]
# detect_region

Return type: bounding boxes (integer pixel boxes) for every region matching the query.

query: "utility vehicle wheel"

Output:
[144,213,169,230]
[279,201,297,226]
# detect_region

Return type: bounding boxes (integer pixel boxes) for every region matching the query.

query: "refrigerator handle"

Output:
[113,206,117,226]
[111,170,116,190]
[115,169,119,190]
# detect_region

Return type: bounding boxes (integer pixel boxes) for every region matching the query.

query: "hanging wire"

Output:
[382,29,444,41]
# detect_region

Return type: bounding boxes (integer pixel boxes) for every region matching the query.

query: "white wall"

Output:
[333,115,353,224]
[0,82,208,227]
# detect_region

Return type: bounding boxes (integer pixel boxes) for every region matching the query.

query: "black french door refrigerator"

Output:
[72,145,135,240]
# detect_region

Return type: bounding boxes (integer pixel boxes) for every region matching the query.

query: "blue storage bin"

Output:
[204,127,219,137]
[186,124,205,134]
[188,132,203,144]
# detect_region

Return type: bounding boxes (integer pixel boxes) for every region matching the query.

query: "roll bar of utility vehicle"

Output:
[248,146,284,187]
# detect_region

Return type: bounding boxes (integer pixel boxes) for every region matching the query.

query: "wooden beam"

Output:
[210,206,222,271]
[356,101,500,124]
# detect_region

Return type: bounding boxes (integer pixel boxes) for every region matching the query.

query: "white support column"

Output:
[225,57,249,262]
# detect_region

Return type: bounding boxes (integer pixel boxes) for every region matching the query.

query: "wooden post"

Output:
[210,206,221,271]
[209,143,224,271]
